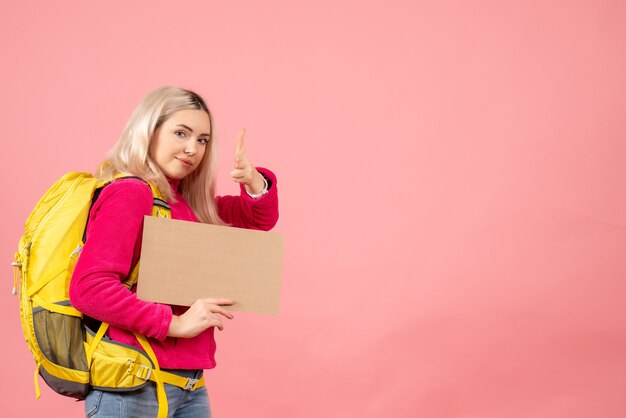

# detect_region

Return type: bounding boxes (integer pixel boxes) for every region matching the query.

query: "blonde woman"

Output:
[70,86,279,417]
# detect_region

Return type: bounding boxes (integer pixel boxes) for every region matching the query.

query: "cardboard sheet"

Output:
[136,216,284,315]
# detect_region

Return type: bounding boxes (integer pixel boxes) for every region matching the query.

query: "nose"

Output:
[184,139,199,155]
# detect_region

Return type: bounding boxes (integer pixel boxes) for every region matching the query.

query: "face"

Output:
[149,108,212,180]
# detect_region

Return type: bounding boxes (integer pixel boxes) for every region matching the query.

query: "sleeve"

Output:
[69,178,172,341]
[216,167,279,230]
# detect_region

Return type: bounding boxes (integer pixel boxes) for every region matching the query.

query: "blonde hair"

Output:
[98,86,226,225]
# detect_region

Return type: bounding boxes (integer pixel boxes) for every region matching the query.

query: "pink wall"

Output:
[2,1,625,417]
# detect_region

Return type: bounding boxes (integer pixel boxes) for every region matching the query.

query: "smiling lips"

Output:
[176,157,193,168]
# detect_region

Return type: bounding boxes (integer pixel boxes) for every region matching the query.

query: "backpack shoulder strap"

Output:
[96,176,171,289]
[110,175,171,218]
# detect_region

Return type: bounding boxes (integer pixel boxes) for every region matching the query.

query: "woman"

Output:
[69,86,279,417]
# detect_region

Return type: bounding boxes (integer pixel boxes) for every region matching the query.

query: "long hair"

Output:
[98,86,226,225]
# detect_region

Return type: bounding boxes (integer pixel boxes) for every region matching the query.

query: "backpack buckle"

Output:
[11,261,22,296]
[135,365,152,381]
[184,378,199,391]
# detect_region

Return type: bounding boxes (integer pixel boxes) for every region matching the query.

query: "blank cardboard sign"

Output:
[136,216,284,315]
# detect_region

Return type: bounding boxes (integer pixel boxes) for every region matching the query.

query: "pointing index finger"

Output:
[236,128,246,156]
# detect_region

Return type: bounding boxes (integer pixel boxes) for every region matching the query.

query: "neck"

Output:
[167,177,181,194]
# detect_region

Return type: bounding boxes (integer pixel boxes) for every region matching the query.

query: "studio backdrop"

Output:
[1,1,625,417]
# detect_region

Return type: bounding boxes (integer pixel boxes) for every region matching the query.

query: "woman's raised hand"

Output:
[167,298,236,338]
[230,129,266,195]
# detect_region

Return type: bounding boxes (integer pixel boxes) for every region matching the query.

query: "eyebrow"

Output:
[176,124,211,137]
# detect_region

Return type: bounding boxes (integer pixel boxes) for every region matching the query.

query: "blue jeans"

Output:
[84,370,211,418]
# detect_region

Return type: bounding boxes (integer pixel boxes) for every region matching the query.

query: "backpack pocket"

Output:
[32,304,88,371]
[31,302,90,399]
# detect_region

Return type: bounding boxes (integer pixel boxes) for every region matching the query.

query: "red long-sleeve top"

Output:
[69,168,278,369]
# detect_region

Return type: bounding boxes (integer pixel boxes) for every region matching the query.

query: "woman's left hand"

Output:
[230,128,265,195]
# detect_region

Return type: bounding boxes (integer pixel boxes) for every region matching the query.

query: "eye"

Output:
[198,137,209,145]
[175,130,187,138]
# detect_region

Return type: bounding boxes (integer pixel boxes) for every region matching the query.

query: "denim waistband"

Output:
[161,369,203,380]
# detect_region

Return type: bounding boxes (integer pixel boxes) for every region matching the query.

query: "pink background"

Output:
[2,1,626,417]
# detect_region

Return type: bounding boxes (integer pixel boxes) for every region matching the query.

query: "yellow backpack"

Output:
[13,172,203,418]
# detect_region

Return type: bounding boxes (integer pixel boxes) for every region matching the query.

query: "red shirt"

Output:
[69,168,278,369]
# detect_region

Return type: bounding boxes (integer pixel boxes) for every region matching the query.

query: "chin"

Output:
[163,170,187,180]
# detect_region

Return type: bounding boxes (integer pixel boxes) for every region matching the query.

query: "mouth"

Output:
[176,157,193,168]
